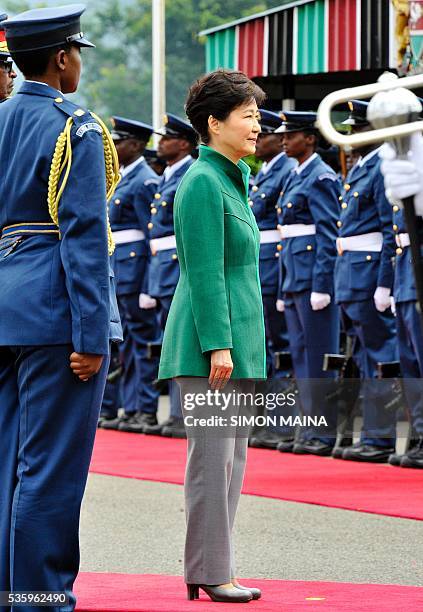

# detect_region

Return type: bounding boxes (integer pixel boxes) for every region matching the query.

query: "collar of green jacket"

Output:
[198,144,250,198]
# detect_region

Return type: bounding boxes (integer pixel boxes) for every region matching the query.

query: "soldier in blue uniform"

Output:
[0,15,17,102]
[0,6,122,611]
[248,109,297,449]
[380,131,423,469]
[334,101,397,463]
[275,111,340,456]
[141,113,196,438]
[388,207,423,468]
[100,117,161,432]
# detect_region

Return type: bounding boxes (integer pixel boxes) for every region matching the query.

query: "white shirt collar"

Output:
[163,155,192,182]
[295,152,318,174]
[261,151,287,175]
[357,146,382,167]
[120,155,145,178]
[25,80,63,95]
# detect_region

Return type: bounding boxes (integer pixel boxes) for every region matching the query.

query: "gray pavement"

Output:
[80,473,423,586]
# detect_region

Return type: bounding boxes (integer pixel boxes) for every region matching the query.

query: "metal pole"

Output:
[152,0,165,149]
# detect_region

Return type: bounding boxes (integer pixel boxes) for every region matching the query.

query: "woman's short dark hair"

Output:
[185,69,266,144]
[12,44,72,78]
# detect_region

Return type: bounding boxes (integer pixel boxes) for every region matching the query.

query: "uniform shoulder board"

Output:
[318,172,337,182]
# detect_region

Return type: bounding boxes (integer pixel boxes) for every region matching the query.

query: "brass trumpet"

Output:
[316,72,423,151]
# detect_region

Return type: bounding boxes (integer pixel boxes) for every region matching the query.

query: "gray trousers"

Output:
[177,377,255,585]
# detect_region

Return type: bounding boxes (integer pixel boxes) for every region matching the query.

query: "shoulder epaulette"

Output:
[53,97,101,135]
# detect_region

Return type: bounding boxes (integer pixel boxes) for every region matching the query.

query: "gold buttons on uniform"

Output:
[280,191,284,197]
[344,184,351,191]
[277,207,282,214]
[338,196,343,201]
[130,251,136,258]
[74,109,85,117]
[55,97,63,103]
[353,192,359,198]
[161,201,167,207]
[148,222,153,229]
[393,205,399,212]
[172,254,178,260]
[275,252,280,258]
[396,247,403,255]
[307,245,312,251]
[277,244,282,251]
[366,255,372,261]
[151,207,157,214]
[154,193,161,200]
[337,221,342,228]
[252,185,259,192]
[393,224,398,231]
[261,193,266,199]
[287,202,293,208]
[342,203,347,209]
[114,198,121,205]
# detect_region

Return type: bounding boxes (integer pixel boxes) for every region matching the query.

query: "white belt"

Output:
[336,232,383,256]
[278,224,316,239]
[112,229,145,245]
[150,234,177,254]
[396,233,410,248]
[260,229,281,244]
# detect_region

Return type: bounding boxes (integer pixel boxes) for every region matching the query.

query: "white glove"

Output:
[379,133,423,215]
[374,286,391,313]
[139,293,157,309]
[276,299,285,313]
[310,292,331,311]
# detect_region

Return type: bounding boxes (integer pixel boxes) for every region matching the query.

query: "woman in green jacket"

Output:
[158,70,267,603]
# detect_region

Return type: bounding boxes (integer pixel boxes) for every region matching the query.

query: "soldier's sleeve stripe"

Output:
[318,173,337,182]
[76,122,103,137]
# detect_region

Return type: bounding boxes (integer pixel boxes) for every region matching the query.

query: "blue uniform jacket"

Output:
[334,152,395,303]
[276,154,340,296]
[0,81,122,354]
[148,158,193,298]
[249,153,296,295]
[109,159,158,296]
[393,207,417,303]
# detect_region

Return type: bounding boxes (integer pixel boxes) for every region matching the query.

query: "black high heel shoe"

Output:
[233,583,262,600]
[186,583,253,603]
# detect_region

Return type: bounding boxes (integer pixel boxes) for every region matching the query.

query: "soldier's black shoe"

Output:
[388,453,403,466]
[249,429,283,449]
[118,411,158,433]
[98,414,118,428]
[400,437,423,469]
[342,442,395,463]
[161,417,186,439]
[100,413,133,431]
[293,439,334,456]
[276,438,296,453]
[331,437,354,459]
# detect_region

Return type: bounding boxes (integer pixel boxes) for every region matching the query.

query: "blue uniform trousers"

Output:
[0,345,109,612]
[101,341,125,418]
[283,290,339,442]
[396,301,423,436]
[158,295,182,419]
[116,293,160,415]
[262,294,289,377]
[340,300,397,446]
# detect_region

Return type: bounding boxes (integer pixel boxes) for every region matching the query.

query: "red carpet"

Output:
[75,572,423,611]
[90,430,423,520]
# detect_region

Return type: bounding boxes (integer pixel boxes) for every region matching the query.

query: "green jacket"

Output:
[158,145,266,380]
